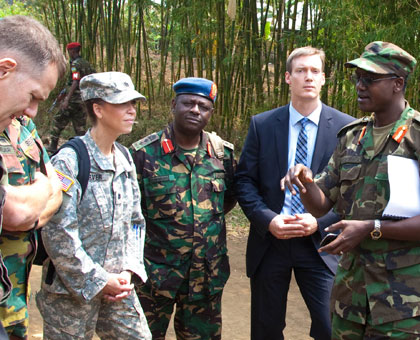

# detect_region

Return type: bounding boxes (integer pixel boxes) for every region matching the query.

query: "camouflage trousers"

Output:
[332,312,420,339]
[36,289,151,340]
[0,231,34,338]
[50,100,87,139]
[136,279,223,340]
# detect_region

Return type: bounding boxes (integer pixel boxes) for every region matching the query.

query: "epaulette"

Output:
[131,133,160,151]
[222,140,234,151]
[412,113,420,125]
[337,116,370,137]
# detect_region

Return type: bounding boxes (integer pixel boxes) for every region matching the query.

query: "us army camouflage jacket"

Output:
[131,124,236,300]
[41,131,147,301]
[316,103,420,325]
[0,156,11,304]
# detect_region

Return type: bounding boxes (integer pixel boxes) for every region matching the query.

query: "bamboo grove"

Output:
[15,0,420,143]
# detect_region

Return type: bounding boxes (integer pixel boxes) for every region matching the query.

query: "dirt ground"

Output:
[28,229,312,340]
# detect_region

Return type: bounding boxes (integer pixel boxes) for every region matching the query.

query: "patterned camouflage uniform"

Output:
[0,117,50,338]
[131,124,236,340]
[315,104,420,338]
[36,130,151,340]
[0,157,11,306]
[0,158,10,340]
[50,56,95,140]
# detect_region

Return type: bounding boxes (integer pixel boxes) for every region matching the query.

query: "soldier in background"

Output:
[131,77,236,340]
[282,42,420,339]
[48,42,95,153]
[0,15,66,340]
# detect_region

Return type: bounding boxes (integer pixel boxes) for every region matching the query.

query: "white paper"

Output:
[383,155,420,219]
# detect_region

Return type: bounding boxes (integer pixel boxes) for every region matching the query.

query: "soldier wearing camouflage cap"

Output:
[130,77,236,340]
[37,72,151,340]
[47,41,96,154]
[281,42,420,339]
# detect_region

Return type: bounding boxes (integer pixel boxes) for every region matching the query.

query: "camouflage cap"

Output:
[345,41,417,77]
[80,71,146,104]
[173,77,217,103]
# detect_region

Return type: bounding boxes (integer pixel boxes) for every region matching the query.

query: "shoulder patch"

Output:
[55,169,74,192]
[337,116,369,137]
[131,133,159,151]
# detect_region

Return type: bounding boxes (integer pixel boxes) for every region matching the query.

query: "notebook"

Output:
[382,155,420,219]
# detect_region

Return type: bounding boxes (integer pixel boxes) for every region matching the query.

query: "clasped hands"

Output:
[102,271,133,302]
[279,164,372,254]
[268,213,318,239]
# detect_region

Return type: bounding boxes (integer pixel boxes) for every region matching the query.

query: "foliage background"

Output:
[2,0,420,150]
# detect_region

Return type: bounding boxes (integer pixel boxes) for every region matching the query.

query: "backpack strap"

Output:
[206,131,225,160]
[55,137,90,200]
[32,141,50,266]
[115,142,131,163]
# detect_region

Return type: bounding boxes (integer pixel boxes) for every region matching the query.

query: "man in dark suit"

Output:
[235,46,355,340]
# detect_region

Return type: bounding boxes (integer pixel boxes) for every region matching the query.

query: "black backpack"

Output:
[33,137,130,284]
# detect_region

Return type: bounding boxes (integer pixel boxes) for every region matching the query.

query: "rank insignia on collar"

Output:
[55,169,74,192]
[392,125,408,143]
[207,141,212,157]
[358,126,367,145]
[162,139,174,154]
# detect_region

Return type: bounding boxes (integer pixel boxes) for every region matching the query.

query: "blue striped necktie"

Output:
[291,117,309,215]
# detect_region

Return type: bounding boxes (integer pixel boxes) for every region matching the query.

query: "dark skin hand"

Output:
[318,219,373,255]
[281,164,374,255]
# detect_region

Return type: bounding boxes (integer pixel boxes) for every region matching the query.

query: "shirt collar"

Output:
[289,101,322,127]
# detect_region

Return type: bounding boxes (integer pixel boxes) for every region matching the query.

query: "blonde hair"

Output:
[286,46,325,73]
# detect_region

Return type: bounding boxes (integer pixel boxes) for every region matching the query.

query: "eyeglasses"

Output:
[351,74,398,87]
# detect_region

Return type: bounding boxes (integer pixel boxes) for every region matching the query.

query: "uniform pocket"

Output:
[143,176,178,219]
[380,249,420,317]
[210,178,225,214]
[338,156,362,204]
[339,155,362,181]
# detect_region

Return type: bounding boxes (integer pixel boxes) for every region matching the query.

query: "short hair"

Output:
[83,98,104,125]
[0,16,66,78]
[68,46,81,54]
[286,46,325,73]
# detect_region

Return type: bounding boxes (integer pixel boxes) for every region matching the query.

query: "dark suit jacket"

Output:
[235,103,355,277]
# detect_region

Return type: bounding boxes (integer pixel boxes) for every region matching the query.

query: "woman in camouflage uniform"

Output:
[36,72,151,340]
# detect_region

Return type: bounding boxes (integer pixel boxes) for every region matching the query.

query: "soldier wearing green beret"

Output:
[130,77,237,340]
[281,42,420,339]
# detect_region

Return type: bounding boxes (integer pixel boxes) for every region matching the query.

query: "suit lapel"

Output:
[274,105,290,175]
[311,104,332,173]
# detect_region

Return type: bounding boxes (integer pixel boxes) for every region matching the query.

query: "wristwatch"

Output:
[371,219,382,240]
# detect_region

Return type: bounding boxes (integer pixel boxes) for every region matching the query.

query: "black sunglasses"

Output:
[350,74,398,87]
